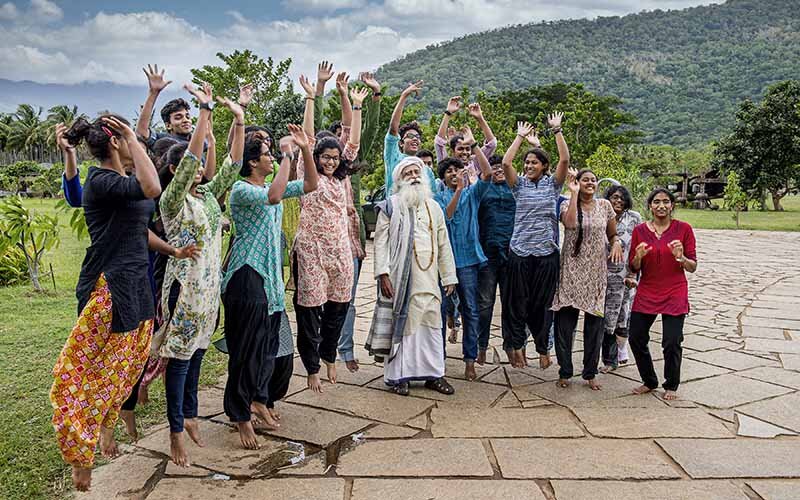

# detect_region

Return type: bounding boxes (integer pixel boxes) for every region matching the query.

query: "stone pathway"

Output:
[78,230,800,499]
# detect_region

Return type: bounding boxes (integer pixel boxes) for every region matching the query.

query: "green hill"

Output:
[375,0,800,147]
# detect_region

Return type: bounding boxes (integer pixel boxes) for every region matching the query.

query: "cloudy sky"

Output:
[0,0,717,87]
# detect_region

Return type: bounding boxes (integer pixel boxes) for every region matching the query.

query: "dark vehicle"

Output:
[362,185,386,239]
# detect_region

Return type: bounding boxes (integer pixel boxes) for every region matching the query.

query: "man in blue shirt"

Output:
[434,133,492,380]
[476,155,516,365]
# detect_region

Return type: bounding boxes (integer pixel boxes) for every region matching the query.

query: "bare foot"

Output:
[464,361,478,381]
[539,354,552,370]
[72,466,92,492]
[99,426,119,459]
[599,365,614,374]
[557,378,570,388]
[119,409,138,442]
[663,390,678,400]
[169,432,189,467]
[587,378,602,391]
[325,361,337,384]
[632,384,653,395]
[183,418,205,447]
[448,328,458,344]
[268,407,281,422]
[251,402,280,430]
[307,373,323,393]
[236,421,260,450]
[522,347,528,367]
[513,349,525,368]
[505,349,515,366]
[345,359,359,373]
[476,350,486,366]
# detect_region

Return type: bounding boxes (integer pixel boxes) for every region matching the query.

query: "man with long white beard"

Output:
[366,156,458,396]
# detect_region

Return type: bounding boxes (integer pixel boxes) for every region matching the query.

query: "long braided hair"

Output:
[572,169,596,258]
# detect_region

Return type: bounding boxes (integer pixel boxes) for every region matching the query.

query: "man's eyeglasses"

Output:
[403,133,421,141]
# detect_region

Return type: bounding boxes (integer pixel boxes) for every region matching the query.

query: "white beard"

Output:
[397,180,432,209]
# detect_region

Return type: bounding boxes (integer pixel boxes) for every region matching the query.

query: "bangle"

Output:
[444,110,453,116]
[373,92,382,97]
[305,96,314,101]
[469,142,478,150]
[235,122,244,127]
[238,102,248,109]
[352,105,362,111]
[551,127,562,134]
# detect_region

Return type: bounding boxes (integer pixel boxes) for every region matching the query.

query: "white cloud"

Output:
[0,2,18,21]
[282,0,367,12]
[30,0,63,22]
[0,1,717,87]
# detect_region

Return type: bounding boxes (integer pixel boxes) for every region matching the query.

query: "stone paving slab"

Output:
[136,420,289,477]
[492,438,680,479]
[248,401,371,447]
[735,413,797,438]
[351,479,547,500]
[745,338,800,354]
[741,316,800,331]
[551,480,750,500]
[287,383,434,425]
[657,438,800,478]
[615,357,730,383]
[514,374,642,407]
[572,407,733,438]
[279,452,327,476]
[747,306,800,321]
[681,334,741,351]
[578,393,667,408]
[147,477,345,500]
[737,366,800,390]
[75,452,161,500]
[736,392,800,433]
[686,349,777,371]
[430,407,584,438]
[780,353,800,370]
[337,439,493,477]
[362,424,420,439]
[196,387,224,418]
[367,377,508,407]
[747,480,800,500]
[678,373,793,409]
[164,461,213,477]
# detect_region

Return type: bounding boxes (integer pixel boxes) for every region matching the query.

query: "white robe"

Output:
[374,198,457,384]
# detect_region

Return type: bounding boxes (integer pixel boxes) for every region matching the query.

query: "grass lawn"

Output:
[0,193,796,498]
[676,194,800,231]
[0,198,228,499]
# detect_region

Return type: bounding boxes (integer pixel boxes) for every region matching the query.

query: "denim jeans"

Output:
[455,264,481,362]
[165,349,206,433]
[477,258,510,351]
[337,257,362,362]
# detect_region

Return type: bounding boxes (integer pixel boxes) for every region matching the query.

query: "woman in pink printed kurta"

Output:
[292,78,368,392]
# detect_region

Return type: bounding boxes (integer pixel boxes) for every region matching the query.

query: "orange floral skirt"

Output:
[50,274,152,467]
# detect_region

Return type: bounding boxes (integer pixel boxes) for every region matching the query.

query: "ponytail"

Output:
[573,201,584,257]
[63,114,130,161]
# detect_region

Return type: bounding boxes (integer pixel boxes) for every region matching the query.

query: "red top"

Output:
[629,219,696,316]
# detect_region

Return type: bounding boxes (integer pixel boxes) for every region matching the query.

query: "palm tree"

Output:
[0,113,12,151]
[7,104,45,157]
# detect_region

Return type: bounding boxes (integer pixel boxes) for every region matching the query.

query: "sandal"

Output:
[425,377,455,395]
[392,382,410,396]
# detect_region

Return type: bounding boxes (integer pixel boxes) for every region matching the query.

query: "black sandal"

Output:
[392,382,410,396]
[425,377,455,395]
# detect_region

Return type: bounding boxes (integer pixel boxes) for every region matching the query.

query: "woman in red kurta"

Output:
[628,188,697,400]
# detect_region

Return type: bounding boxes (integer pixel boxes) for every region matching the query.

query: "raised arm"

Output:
[461,127,491,181]
[445,170,467,219]
[468,102,496,145]
[548,112,570,185]
[218,97,245,164]
[336,72,352,128]
[102,116,161,199]
[184,82,213,160]
[389,80,423,136]
[203,112,217,179]
[137,64,172,140]
[438,96,461,140]
[227,83,253,149]
[502,121,533,188]
[359,72,382,159]
[299,74,316,138]
[561,175,579,229]
[348,87,369,148]
[315,61,333,132]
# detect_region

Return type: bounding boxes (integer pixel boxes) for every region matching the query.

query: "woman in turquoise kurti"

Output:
[149,83,245,468]
[221,125,317,448]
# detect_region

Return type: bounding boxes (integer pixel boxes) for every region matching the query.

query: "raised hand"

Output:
[216,97,244,121]
[567,176,579,194]
[101,116,136,141]
[456,169,468,190]
[143,64,172,93]
[525,130,541,147]
[298,75,315,98]
[446,126,457,140]
[350,87,370,107]
[547,111,564,129]
[467,102,483,119]
[335,72,349,95]
[184,82,213,104]
[174,243,201,260]
[446,96,462,114]
[516,121,534,138]
[460,125,475,145]
[359,72,381,93]
[287,123,308,149]
[402,80,424,98]
[317,61,334,84]
[635,242,651,260]
[238,83,255,108]
[55,123,73,151]
[668,239,684,261]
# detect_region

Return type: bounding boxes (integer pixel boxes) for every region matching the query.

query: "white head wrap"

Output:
[392,156,426,193]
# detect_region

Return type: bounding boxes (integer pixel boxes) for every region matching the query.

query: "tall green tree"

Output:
[713,80,800,211]
[6,104,45,156]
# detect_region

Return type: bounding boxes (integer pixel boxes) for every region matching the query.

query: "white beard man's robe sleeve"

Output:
[373,210,391,279]
[432,201,457,288]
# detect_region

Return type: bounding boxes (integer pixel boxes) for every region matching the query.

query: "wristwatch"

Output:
[282,151,296,162]
[199,101,215,111]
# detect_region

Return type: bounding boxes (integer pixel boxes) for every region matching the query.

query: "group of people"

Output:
[49,61,697,493]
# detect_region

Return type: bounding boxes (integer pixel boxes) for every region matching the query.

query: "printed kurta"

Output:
[153,152,240,360]
[603,209,642,331]
[292,136,359,307]
[552,198,616,316]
